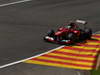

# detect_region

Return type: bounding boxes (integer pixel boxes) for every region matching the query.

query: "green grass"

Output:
[91,68,100,75]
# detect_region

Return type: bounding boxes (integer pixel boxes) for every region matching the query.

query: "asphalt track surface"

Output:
[0,0,100,75]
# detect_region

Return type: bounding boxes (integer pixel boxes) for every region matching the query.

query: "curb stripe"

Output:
[62,47,99,52]
[77,43,100,48]
[32,58,94,68]
[52,51,96,58]
[87,40,100,43]
[92,34,100,37]
[47,53,95,60]
[34,56,93,65]
[25,60,92,70]
[41,55,95,63]
[54,49,97,56]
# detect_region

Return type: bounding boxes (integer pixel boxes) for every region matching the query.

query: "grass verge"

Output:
[91,68,100,75]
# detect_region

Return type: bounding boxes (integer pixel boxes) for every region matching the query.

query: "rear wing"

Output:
[76,20,87,25]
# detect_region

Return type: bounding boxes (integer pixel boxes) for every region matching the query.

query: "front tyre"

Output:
[67,33,77,42]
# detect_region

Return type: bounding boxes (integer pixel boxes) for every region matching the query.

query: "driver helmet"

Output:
[68,22,76,28]
[70,22,76,26]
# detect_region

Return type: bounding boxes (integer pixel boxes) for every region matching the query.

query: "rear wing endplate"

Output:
[76,20,87,25]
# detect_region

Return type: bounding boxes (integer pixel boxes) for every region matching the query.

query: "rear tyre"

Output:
[84,28,92,39]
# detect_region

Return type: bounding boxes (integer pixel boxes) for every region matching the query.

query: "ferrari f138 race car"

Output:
[44,20,92,44]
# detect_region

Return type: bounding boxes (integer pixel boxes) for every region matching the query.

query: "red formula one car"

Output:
[44,20,92,44]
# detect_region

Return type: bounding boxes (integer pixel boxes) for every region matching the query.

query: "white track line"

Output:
[0,46,64,69]
[0,0,31,7]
